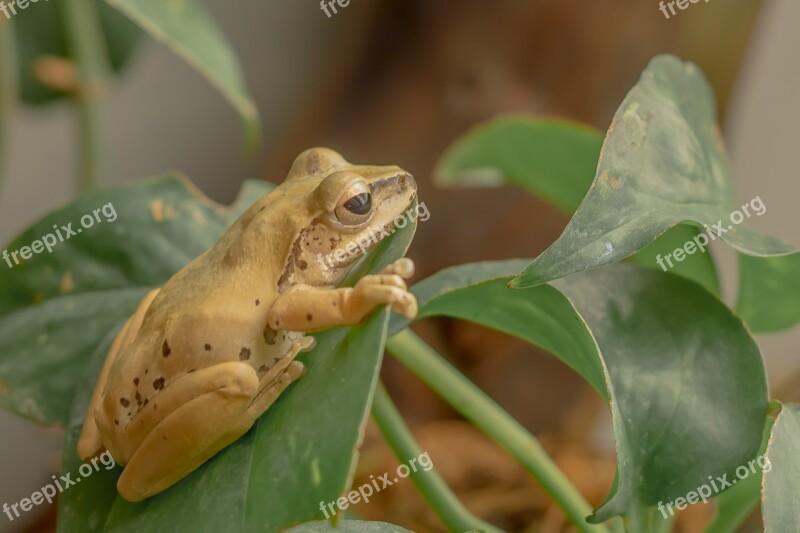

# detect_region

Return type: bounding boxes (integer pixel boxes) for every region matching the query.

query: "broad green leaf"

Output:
[435,116,603,214]
[0,176,274,425]
[57,325,127,532]
[286,521,413,533]
[434,115,720,296]
[704,409,775,533]
[762,403,800,532]
[13,0,140,104]
[396,260,767,528]
[512,54,795,288]
[388,260,606,398]
[737,252,800,333]
[551,266,767,526]
[106,0,260,147]
[631,224,719,296]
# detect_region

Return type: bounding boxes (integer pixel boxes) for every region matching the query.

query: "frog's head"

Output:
[277,148,418,289]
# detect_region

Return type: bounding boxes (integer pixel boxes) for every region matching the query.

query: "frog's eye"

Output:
[344,193,372,215]
[335,184,373,225]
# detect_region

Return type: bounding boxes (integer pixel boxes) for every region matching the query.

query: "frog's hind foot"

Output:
[245,361,305,419]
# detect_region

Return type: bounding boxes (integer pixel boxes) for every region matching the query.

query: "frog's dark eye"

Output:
[334,182,373,226]
[343,193,372,215]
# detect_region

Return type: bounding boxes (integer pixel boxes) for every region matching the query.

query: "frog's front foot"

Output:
[267,258,418,331]
[348,262,418,320]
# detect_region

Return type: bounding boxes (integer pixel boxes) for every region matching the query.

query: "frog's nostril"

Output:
[400,173,416,190]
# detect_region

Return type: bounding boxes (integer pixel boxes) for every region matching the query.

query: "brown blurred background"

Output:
[2,1,798,532]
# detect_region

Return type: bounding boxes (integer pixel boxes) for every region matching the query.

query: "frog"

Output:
[76,148,420,502]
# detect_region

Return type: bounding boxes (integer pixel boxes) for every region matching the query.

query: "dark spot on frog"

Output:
[188,369,196,373]
[306,313,313,322]
[120,398,130,407]
[255,299,260,306]
[263,327,277,345]
[204,343,212,351]
[332,301,337,307]
[133,377,139,386]
[143,398,149,406]
[114,419,119,426]
[257,365,268,377]
[163,436,167,441]
[145,369,148,375]
[297,259,308,270]
[153,377,165,390]
[259,206,266,212]
[239,347,251,361]
[135,391,142,406]
[162,340,171,357]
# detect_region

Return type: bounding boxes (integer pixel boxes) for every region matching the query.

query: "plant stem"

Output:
[0,17,17,197]
[59,0,111,191]
[386,329,609,533]
[372,383,503,533]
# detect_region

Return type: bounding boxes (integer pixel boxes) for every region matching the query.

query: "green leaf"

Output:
[512,54,795,288]
[0,176,274,425]
[398,260,768,527]
[389,260,606,398]
[286,521,413,533]
[434,115,720,296]
[106,0,260,147]
[631,224,720,296]
[737,252,800,333]
[434,116,603,214]
[704,410,775,533]
[13,0,141,104]
[762,403,800,532]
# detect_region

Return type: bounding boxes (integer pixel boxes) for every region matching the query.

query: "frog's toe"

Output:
[381,258,415,279]
[395,292,418,320]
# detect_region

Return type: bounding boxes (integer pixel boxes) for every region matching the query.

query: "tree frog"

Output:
[76,148,419,502]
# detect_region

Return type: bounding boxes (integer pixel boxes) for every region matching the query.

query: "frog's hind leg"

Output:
[240,336,312,419]
[116,362,261,502]
[77,289,160,460]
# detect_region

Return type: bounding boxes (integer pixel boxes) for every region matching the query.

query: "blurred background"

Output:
[1,0,798,531]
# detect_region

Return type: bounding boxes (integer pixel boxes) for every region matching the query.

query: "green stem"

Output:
[0,17,17,197]
[387,329,608,533]
[372,383,503,533]
[59,0,111,191]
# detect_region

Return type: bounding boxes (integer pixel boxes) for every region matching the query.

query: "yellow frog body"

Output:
[77,148,419,501]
